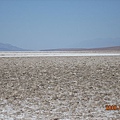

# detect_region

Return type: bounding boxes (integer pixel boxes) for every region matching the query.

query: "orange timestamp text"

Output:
[106,105,120,110]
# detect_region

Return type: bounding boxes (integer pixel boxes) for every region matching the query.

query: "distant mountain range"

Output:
[87,46,120,51]
[0,42,120,51]
[41,46,120,51]
[0,43,25,51]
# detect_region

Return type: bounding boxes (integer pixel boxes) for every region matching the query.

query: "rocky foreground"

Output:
[0,56,120,120]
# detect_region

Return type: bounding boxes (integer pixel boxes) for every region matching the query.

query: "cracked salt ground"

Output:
[0,56,120,119]
[0,98,119,120]
[0,98,72,120]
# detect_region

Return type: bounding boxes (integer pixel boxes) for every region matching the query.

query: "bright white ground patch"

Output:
[0,98,118,120]
[0,51,120,57]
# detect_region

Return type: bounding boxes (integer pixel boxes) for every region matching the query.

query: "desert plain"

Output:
[0,52,120,120]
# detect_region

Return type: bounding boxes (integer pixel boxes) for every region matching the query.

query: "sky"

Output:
[0,0,120,50]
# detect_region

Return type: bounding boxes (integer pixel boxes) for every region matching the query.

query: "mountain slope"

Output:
[87,46,120,51]
[0,43,25,51]
[41,46,120,51]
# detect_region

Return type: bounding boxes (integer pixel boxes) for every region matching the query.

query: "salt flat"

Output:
[0,51,120,57]
[0,55,120,120]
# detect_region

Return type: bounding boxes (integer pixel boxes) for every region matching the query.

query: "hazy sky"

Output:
[0,0,120,50]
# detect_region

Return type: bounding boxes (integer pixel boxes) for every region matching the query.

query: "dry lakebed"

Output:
[0,52,120,120]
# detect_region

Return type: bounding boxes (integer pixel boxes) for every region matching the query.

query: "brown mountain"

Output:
[88,46,120,51]
[41,46,120,51]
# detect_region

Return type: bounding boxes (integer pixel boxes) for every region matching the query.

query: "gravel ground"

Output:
[0,56,120,120]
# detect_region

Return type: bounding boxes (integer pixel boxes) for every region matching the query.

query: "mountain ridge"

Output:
[0,43,26,51]
[41,46,120,51]
[0,42,120,51]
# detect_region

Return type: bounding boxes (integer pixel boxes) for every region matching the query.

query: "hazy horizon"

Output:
[0,0,120,50]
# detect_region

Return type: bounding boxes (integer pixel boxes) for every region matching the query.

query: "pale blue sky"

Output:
[0,0,120,50]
